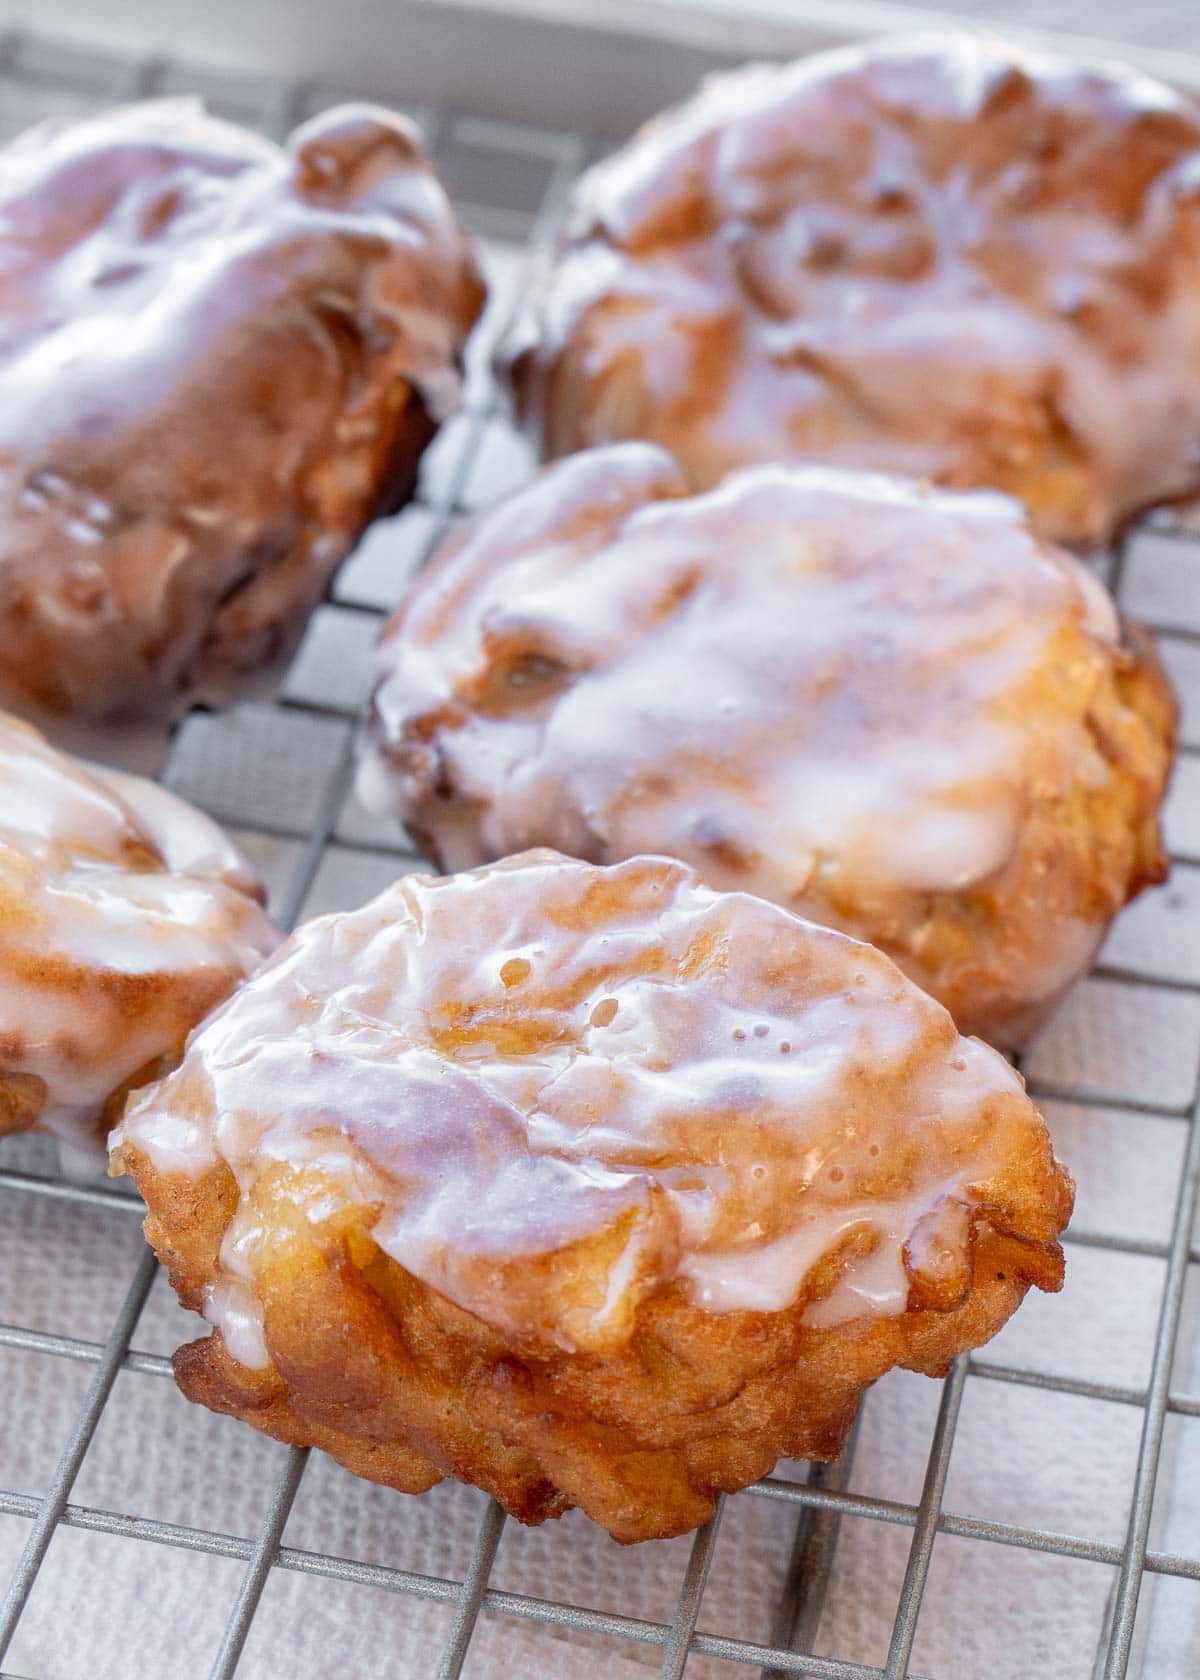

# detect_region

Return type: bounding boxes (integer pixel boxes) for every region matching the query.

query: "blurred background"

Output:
[0,0,1194,141]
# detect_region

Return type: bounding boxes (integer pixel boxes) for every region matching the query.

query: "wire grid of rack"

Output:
[0,20,1197,1680]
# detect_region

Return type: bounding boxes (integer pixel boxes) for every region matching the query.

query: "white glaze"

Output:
[116,851,1068,1358]
[203,1278,270,1371]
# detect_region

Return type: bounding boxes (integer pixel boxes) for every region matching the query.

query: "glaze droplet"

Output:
[500,956,532,988]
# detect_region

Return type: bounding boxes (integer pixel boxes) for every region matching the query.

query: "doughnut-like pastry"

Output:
[509,35,1200,546]
[0,98,484,717]
[112,850,1072,1542]
[357,446,1175,1049]
[0,711,280,1150]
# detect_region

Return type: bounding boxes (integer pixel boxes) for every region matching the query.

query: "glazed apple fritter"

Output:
[0,97,484,717]
[358,446,1175,1049]
[0,710,279,1150]
[509,34,1200,545]
[113,850,1072,1542]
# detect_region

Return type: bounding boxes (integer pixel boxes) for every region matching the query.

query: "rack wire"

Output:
[0,21,1197,1680]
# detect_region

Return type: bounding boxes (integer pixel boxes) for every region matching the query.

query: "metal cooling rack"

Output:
[0,21,1198,1680]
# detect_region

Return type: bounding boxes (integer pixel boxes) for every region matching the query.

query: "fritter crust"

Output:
[114,851,1072,1541]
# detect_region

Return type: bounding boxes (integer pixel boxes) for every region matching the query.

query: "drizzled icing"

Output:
[358,446,1170,1043]
[0,710,280,1148]
[509,34,1200,546]
[113,851,1072,1362]
[0,98,484,717]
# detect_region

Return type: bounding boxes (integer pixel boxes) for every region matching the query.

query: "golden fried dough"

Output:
[510,35,1200,545]
[0,710,280,1149]
[0,98,484,717]
[113,851,1072,1542]
[358,446,1175,1049]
